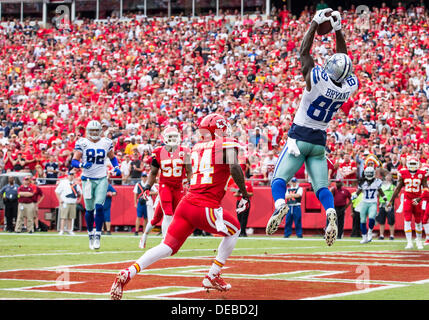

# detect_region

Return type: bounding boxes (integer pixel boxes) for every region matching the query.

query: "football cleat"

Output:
[139,233,148,249]
[266,204,289,235]
[325,208,338,246]
[202,273,231,292]
[360,234,369,244]
[424,239,429,246]
[110,269,131,300]
[93,233,101,250]
[367,230,373,243]
[416,239,424,250]
[88,233,95,250]
[405,242,414,250]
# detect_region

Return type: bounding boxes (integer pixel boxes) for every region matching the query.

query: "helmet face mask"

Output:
[163,127,181,147]
[323,53,353,84]
[364,167,375,180]
[406,157,419,172]
[86,121,102,141]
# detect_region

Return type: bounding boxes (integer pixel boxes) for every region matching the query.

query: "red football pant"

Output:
[159,184,185,217]
[403,198,422,223]
[150,203,164,226]
[164,198,241,255]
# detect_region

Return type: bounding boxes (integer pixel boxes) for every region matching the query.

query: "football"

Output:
[317,10,336,35]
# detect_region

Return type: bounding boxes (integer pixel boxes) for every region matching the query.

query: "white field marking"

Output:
[0,232,414,243]
[226,256,429,268]
[0,246,291,259]
[0,280,84,291]
[134,286,207,300]
[266,254,429,264]
[301,283,408,300]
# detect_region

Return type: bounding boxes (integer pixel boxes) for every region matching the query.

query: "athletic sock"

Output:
[423,223,429,240]
[95,204,104,232]
[128,243,173,279]
[316,187,334,212]
[271,178,287,210]
[415,223,423,240]
[404,220,412,243]
[161,215,173,238]
[144,221,153,234]
[208,259,224,278]
[360,223,367,235]
[85,210,95,232]
[208,232,239,278]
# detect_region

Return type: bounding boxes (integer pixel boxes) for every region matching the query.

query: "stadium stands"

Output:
[0,2,427,187]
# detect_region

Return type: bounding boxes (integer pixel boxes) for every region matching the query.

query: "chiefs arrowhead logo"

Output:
[216,119,227,129]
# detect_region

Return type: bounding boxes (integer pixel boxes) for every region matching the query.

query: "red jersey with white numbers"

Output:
[398,168,427,199]
[152,145,190,188]
[185,137,240,208]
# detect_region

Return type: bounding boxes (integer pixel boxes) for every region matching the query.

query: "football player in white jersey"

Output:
[71,120,121,250]
[351,166,387,244]
[266,9,359,247]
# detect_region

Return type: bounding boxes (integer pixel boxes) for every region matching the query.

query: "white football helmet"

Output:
[364,166,375,180]
[86,120,102,141]
[162,126,181,147]
[406,156,419,172]
[323,53,353,83]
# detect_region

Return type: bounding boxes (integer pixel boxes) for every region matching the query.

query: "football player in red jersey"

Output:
[420,164,429,246]
[137,126,192,249]
[110,114,250,300]
[387,156,428,249]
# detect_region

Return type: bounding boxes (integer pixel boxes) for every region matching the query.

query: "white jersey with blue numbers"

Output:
[358,178,383,203]
[75,137,113,179]
[293,65,359,131]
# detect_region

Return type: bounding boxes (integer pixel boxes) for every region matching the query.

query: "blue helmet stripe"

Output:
[338,54,350,82]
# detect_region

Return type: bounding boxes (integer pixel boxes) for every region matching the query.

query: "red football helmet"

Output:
[406,156,420,172]
[199,113,231,139]
[162,126,181,147]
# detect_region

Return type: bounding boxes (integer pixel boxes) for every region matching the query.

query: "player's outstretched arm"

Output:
[299,21,318,90]
[225,148,249,199]
[300,9,331,90]
[330,11,347,55]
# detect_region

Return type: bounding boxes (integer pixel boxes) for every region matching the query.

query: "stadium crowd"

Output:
[0,1,427,186]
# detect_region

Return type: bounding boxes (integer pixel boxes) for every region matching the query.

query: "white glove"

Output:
[351,193,357,201]
[330,11,342,31]
[236,198,249,214]
[312,8,332,24]
[286,138,301,157]
[412,198,421,206]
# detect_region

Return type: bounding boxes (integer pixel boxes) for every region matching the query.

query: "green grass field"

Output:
[0,231,428,300]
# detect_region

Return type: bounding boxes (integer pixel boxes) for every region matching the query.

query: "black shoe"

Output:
[107,231,111,235]
[378,236,384,240]
[389,236,394,241]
